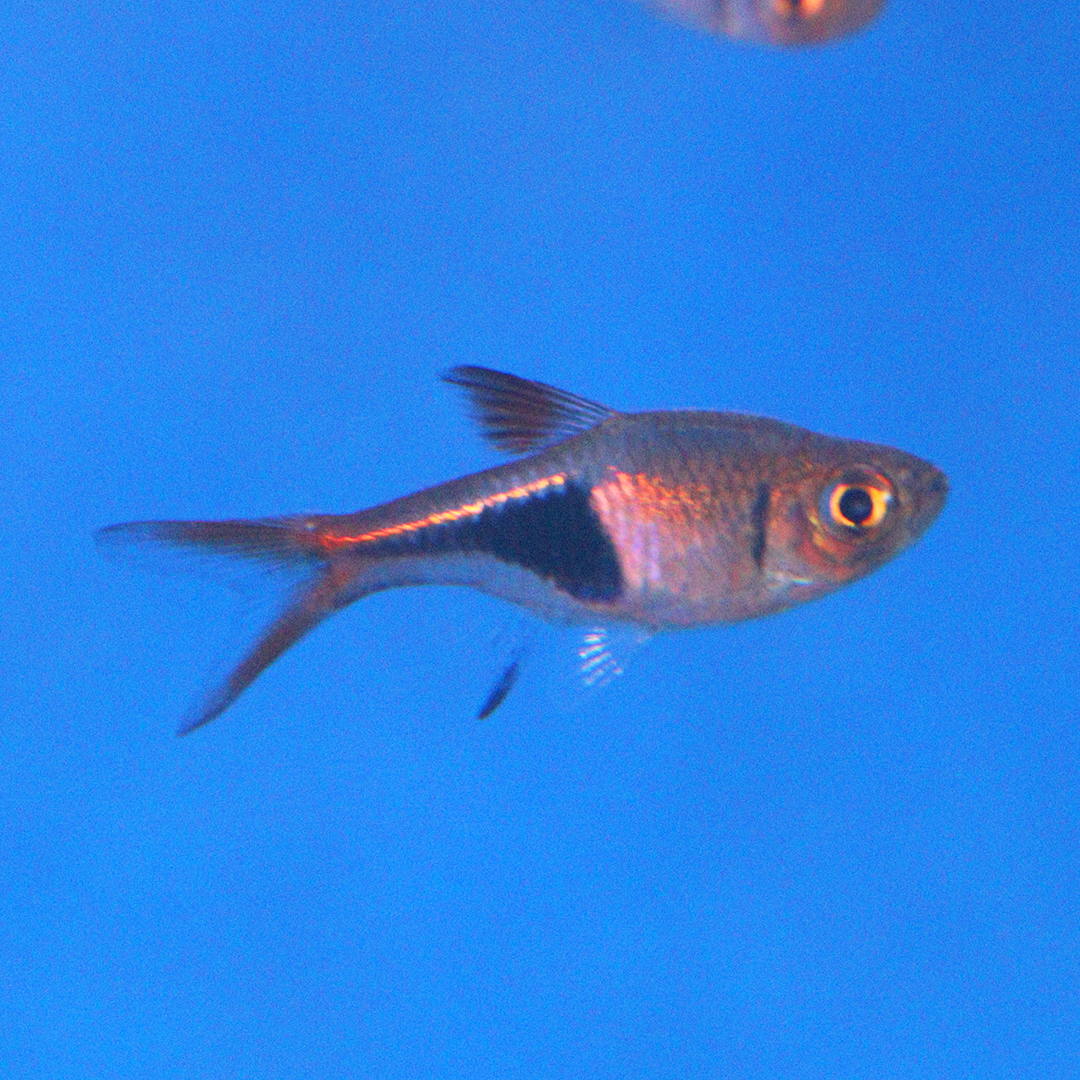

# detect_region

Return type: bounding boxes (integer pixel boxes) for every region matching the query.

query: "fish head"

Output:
[768,438,948,594]
[713,0,885,45]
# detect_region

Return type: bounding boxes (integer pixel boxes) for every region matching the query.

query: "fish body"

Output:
[100,367,946,730]
[649,0,884,45]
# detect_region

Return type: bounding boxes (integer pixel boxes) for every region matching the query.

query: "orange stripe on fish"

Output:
[315,474,568,550]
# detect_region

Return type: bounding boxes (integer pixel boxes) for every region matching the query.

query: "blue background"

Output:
[2,2,1078,1076]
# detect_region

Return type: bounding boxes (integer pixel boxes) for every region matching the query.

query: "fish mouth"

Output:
[906,463,949,542]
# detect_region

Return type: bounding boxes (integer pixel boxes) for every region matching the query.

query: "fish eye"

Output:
[837,486,873,524]
[821,471,894,534]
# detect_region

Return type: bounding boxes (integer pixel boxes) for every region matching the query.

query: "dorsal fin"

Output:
[442,366,615,455]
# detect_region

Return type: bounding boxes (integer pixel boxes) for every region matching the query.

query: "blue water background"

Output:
[1,2,1077,1076]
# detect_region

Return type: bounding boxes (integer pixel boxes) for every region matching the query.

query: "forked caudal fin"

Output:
[97,517,362,734]
[96,517,323,568]
[177,561,360,734]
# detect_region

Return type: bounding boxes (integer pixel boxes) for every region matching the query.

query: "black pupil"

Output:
[838,487,874,525]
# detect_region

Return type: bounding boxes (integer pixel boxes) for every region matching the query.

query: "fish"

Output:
[98,366,947,732]
[646,0,884,46]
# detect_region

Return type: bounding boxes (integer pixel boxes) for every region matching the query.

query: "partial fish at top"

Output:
[647,0,884,45]
[98,366,947,732]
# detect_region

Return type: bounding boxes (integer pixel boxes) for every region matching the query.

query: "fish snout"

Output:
[906,463,949,541]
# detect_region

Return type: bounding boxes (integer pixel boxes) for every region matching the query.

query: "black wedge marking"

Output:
[469,481,624,600]
[750,482,770,571]
[373,480,624,602]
